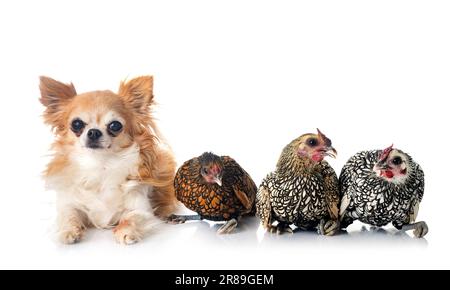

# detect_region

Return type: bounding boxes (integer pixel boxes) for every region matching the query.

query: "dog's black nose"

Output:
[87,129,103,141]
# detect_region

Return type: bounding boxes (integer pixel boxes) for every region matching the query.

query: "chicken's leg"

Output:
[318,219,340,236]
[167,214,202,224]
[217,218,238,234]
[398,221,428,238]
[268,222,293,235]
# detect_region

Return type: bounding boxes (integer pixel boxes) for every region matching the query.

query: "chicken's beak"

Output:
[214,177,222,186]
[325,146,337,159]
[375,162,389,170]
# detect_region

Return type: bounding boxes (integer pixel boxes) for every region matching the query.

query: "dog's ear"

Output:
[118,76,154,116]
[39,76,77,131]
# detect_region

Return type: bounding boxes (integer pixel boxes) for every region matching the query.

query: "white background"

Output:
[0,0,449,269]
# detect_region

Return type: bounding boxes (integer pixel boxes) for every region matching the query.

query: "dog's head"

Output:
[39,76,154,152]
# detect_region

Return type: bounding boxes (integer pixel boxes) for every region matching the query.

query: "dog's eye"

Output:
[71,119,85,133]
[108,121,123,134]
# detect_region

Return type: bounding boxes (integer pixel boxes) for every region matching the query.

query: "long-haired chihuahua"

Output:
[40,76,178,245]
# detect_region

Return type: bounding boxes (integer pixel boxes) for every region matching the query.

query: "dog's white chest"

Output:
[69,145,141,228]
[77,172,126,228]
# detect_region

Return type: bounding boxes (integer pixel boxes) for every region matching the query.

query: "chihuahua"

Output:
[40,76,177,245]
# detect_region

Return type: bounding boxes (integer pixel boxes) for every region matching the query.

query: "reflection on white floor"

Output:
[159,216,428,249]
[5,197,429,269]
[1,205,432,269]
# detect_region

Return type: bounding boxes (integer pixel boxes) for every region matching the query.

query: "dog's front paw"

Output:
[113,220,142,245]
[59,226,84,244]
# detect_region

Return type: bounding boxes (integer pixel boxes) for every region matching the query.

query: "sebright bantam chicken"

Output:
[169,152,257,234]
[256,129,340,235]
[339,145,428,237]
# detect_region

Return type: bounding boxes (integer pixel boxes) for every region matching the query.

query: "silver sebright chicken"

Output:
[339,145,428,238]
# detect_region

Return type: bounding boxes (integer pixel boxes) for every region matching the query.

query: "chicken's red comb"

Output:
[380,144,394,161]
[317,128,332,147]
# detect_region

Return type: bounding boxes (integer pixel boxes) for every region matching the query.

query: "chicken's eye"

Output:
[307,138,318,147]
[392,157,402,165]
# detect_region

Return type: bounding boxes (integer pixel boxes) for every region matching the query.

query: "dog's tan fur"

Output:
[40,76,178,244]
